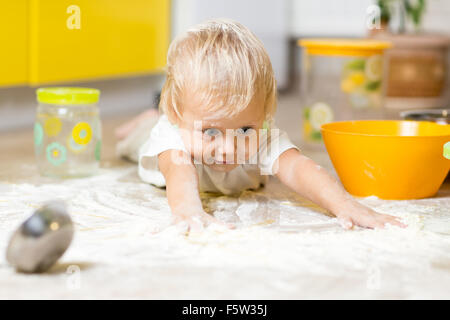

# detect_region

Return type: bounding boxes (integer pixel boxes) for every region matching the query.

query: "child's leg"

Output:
[115,109,159,140]
[115,109,159,162]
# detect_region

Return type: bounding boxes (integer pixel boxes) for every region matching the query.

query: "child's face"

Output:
[176,92,266,172]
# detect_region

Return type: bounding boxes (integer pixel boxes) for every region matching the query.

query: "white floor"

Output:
[1,160,449,299]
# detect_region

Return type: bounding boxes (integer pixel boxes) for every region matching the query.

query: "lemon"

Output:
[303,107,310,120]
[341,72,365,93]
[368,92,382,109]
[350,72,365,85]
[444,142,450,159]
[341,77,355,93]
[310,130,322,141]
[344,59,365,71]
[365,55,383,81]
[365,80,381,92]
[349,92,370,109]
[303,118,312,138]
[309,102,333,130]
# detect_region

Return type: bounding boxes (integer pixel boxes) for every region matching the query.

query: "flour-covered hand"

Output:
[334,200,407,230]
[173,211,234,234]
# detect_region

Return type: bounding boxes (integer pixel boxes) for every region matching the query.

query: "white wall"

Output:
[421,0,450,34]
[290,0,373,37]
[171,0,290,88]
[290,0,450,37]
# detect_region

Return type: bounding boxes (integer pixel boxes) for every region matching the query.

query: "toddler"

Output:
[116,19,406,232]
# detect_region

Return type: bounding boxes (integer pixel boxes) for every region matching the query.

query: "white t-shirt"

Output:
[138,115,298,195]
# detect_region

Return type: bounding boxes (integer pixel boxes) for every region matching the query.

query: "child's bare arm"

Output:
[158,149,226,231]
[275,148,406,229]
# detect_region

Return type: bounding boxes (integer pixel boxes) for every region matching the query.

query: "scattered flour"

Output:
[0,166,449,299]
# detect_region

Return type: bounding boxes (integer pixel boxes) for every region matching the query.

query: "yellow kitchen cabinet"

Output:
[29,0,170,85]
[0,1,28,86]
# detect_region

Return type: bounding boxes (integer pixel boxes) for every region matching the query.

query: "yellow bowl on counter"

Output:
[321,120,450,200]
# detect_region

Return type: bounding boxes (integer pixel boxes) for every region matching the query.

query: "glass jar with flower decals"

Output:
[298,39,391,147]
[34,88,101,178]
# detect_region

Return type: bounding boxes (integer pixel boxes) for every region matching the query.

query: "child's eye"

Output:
[203,128,221,137]
[236,127,253,135]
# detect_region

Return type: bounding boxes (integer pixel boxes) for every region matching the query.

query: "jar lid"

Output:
[298,39,392,56]
[36,87,100,105]
[444,142,450,159]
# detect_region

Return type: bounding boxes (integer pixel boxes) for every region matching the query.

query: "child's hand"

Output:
[275,150,407,230]
[158,149,235,234]
[334,200,407,230]
[173,211,234,233]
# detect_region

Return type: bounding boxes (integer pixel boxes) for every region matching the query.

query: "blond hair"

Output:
[159,19,277,122]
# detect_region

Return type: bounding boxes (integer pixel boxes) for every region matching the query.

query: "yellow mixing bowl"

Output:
[321,120,450,200]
